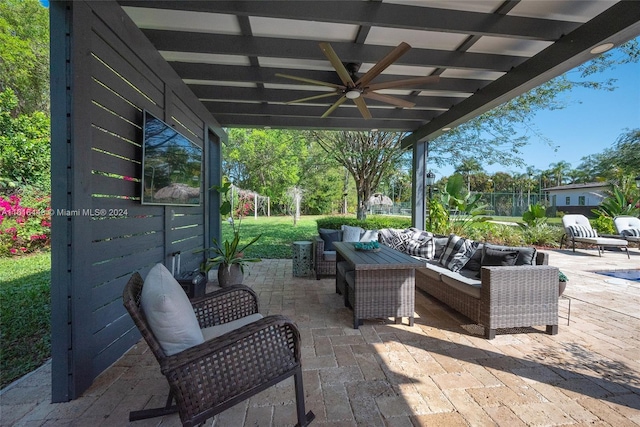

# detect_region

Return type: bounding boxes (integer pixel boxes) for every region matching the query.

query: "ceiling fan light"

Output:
[345,89,361,99]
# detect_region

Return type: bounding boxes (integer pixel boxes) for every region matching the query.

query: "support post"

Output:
[411,141,428,230]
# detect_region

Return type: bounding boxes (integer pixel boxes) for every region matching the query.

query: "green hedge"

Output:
[316,215,412,231]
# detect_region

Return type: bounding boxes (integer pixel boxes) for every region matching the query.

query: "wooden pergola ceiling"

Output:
[119,1,640,146]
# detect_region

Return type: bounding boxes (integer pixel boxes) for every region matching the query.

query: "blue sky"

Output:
[438,38,640,177]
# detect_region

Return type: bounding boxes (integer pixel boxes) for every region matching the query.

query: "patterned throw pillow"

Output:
[378,228,412,252]
[622,228,640,237]
[404,227,435,259]
[568,225,598,238]
[439,234,479,272]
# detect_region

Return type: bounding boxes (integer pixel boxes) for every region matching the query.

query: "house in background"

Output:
[545,182,610,217]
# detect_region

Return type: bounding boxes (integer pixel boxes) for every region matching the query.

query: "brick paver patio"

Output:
[2,247,639,426]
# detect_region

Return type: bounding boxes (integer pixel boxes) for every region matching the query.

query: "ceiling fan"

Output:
[276,42,439,119]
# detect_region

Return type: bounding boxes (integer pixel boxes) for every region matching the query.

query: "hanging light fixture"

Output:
[345,88,362,99]
[425,171,436,186]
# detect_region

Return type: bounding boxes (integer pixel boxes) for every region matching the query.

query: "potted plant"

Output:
[200,181,261,287]
[558,271,568,296]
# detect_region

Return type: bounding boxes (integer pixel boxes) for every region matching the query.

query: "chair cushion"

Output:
[439,234,479,273]
[621,228,640,237]
[568,224,598,238]
[201,313,264,341]
[141,263,204,356]
[342,225,364,242]
[319,228,342,251]
[614,216,640,234]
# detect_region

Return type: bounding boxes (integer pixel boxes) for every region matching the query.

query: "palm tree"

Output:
[454,158,484,193]
[548,161,572,186]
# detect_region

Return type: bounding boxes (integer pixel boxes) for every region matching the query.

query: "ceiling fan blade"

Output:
[353,97,372,119]
[367,75,440,91]
[275,73,344,89]
[363,92,415,109]
[321,96,347,118]
[286,92,339,104]
[319,42,355,87]
[355,42,411,87]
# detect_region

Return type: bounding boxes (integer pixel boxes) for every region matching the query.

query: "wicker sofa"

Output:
[415,249,559,339]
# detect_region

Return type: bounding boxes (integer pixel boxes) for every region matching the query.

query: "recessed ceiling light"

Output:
[590,43,614,54]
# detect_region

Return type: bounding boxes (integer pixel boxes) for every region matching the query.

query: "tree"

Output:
[0,89,50,191]
[310,131,408,220]
[223,129,307,212]
[298,143,346,215]
[454,158,484,193]
[424,39,639,172]
[548,161,573,186]
[0,0,50,114]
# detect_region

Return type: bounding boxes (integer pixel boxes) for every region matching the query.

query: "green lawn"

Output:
[0,251,51,389]
[221,215,322,259]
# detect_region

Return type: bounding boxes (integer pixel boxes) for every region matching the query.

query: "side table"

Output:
[292,241,313,277]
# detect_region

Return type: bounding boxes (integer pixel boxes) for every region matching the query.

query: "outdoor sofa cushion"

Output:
[319,228,342,251]
[141,263,204,356]
[342,225,364,242]
[482,243,536,266]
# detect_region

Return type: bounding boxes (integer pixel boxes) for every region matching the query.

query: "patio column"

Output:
[412,140,428,231]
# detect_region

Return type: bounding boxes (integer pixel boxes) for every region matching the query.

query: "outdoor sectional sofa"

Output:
[378,229,560,340]
[415,250,558,339]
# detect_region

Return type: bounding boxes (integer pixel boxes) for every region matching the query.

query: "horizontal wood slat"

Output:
[91,126,140,163]
[91,213,163,241]
[91,28,164,106]
[90,232,162,264]
[91,173,138,197]
[90,246,165,280]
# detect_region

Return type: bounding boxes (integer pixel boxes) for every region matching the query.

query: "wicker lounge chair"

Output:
[561,214,629,258]
[123,271,315,427]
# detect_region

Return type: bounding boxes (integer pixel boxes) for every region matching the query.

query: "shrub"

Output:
[316,215,411,231]
[591,216,615,235]
[521,223,564,246]
[466,222,525,246]
[0,188,51,256]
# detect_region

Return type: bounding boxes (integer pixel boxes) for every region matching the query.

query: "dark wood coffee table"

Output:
[333,242,424,329]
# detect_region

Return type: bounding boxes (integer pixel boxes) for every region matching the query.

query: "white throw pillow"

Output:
[141,263,204,356]
[342,225,364,242]
[360,229,379,242]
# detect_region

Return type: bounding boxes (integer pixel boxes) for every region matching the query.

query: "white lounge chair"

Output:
[561,214,630,258]
[614,215,640,247]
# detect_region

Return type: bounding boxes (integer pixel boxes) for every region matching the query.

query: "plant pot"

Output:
[218,263,244,287]
[559,280,567,297]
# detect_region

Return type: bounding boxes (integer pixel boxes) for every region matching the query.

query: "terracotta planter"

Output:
[217,263,244,287]
[559,280,567,297]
